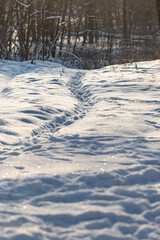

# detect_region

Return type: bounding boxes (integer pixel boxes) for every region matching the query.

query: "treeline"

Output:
[0,0,159,68]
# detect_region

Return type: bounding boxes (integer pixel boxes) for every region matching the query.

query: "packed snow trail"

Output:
[0,60,160,240]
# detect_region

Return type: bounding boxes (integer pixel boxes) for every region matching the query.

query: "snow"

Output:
[0,59,160,240]
[46,16,61,20]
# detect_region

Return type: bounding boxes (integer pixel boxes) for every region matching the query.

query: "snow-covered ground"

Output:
[0,59,160,240]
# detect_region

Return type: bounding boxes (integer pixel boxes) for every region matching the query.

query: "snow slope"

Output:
[0,59,160,240]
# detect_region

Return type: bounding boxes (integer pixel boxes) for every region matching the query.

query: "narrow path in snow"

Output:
[0,65,90,162]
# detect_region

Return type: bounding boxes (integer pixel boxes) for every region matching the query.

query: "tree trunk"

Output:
[42,0,46,60]
[59,0,68,57]
[123,0,127,38]
[155,0,160,26]
[25,0,31,60]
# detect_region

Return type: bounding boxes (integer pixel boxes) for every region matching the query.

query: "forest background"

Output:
[0,0,160,68]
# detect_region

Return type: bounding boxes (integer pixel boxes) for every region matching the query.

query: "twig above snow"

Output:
[46,16,61,20]
[15,0,30,8]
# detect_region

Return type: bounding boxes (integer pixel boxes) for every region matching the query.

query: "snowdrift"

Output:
[0,60,160,240]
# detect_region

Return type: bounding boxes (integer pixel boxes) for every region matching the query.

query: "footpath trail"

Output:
[0,60,160,240]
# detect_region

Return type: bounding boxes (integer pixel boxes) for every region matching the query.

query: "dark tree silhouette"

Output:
[155,0,160,25]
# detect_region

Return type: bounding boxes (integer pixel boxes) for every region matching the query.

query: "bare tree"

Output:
[123,0,127,38]
[155,0,160,25]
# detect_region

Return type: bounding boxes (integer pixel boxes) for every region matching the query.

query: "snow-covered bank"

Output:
[0,60,160,240]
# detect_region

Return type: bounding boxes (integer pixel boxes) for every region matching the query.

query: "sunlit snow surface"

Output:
[0,60,160,240]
